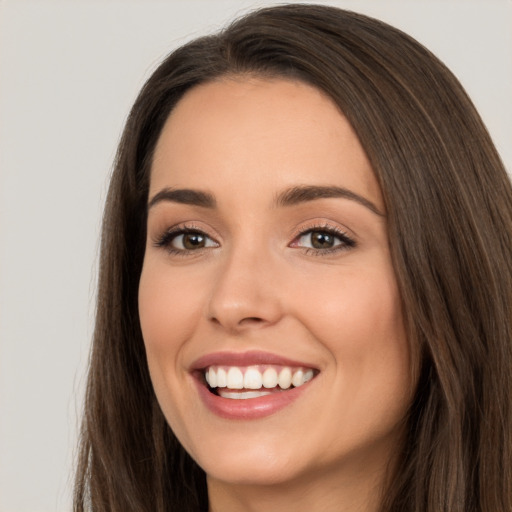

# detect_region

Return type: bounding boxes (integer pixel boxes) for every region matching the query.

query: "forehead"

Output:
[150,77,383,210]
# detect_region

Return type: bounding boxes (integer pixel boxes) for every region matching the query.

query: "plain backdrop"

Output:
[0,1,510,510]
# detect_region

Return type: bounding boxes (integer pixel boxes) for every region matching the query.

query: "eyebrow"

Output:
[147,184,384,216]
[274,185,384,216]
[148,188,216,210]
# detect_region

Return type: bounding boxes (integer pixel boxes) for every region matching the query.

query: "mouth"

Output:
[190,351,319,419]
[204,365,316,399]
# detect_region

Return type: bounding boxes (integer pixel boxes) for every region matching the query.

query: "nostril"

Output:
[239,317,264,325]
[209,316,263,325]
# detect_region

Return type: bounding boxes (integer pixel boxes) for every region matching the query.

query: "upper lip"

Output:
[190,350,318,371]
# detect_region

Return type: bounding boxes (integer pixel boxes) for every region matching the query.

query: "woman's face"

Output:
[139,78,412,491]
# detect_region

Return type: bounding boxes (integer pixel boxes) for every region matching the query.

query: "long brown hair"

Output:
[74,5,512,511]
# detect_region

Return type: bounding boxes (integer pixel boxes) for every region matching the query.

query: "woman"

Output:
[74,4,512,511]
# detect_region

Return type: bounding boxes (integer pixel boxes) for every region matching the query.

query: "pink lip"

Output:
[193,377,314,420]
[190,350,318,420]
[190,350,317,370]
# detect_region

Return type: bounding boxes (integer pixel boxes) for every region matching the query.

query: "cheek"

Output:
[296,264,406,352]
[296,264,411,412]
[138,261,207,426]
[138,262,204,355]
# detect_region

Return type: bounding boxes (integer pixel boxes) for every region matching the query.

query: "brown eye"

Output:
[162,230,218,252]
[181,232,207,250]
[297,230,341,250]
[292,227,356,253]
[310,231,336,249]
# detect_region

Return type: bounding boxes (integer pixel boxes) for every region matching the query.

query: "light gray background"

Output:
[0,1,510,510]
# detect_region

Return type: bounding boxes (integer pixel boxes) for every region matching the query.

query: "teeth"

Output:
[226,367,244,389]
[278,368,292,389]
[262,368,278,388]
[292,369,304,387]
[217,367,227,387]
[303,369,314,383]
[244,367,262,389]
[218,389,273,399]
[204,365,315,391]
[207,367,217,388]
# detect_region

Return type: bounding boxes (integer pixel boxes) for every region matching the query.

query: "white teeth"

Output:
[278,368,292,389]
[244,367,263,389]
[208,367,217,388]
[262,368,278,388]
[204,365,315,392]
[292,369,304,387]
[217,367,227,387]
[218,390,273,399]
[226,367,244,389]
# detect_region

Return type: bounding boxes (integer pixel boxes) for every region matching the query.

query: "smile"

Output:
[205,365,315,399]
[191,351,319,419]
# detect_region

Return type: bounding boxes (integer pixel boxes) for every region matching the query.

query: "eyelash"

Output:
[153,223,217,256]
[153,223,356,256]
[292,223,356,255]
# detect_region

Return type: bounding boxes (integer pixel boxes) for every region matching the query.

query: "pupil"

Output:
[183,233,205,250]
[311,231,333,249]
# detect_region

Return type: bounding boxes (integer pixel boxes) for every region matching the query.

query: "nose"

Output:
[207,244,284,334]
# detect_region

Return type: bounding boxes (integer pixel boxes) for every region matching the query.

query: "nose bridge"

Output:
[207,235,282,331]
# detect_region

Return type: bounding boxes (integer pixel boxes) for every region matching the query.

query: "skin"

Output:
[138,77,413,512]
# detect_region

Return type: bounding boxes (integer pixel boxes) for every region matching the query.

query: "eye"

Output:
[298,230,340,249]
[155,228,218,253]
[291,226,356,253]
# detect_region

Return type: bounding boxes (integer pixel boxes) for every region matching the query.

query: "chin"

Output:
[192,439,308,487]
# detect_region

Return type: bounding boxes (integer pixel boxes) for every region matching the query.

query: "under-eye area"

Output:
[200,365,318,399]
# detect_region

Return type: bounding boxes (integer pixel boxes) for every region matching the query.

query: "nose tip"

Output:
[207,258,283,333]
[208,295,282,333]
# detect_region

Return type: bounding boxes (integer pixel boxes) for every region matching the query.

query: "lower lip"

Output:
[193,376,314,420]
